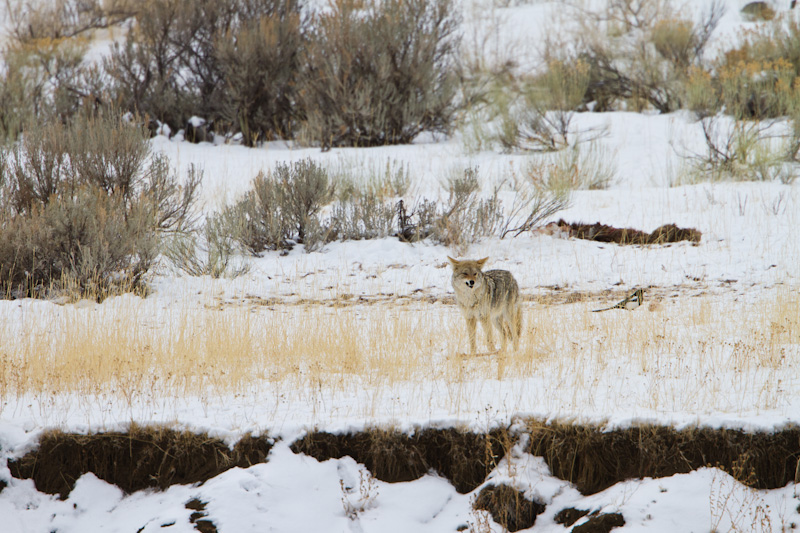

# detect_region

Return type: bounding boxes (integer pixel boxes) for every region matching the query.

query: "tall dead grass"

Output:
[0,288,797,421]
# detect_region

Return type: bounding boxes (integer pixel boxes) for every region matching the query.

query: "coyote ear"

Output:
[447,256,459,267]
[477,257,489,268]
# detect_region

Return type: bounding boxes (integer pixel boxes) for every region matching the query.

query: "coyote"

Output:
[447,256,522,354]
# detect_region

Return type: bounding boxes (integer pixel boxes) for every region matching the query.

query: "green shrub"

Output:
[298,0,460,149]
[0,113,199,299]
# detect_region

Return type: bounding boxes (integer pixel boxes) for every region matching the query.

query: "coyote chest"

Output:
[452,270,516,317]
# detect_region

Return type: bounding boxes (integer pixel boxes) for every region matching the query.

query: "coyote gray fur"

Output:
[447,256,522,354]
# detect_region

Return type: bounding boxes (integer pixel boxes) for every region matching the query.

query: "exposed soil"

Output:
[474,484,546,531]
[5,420,799,529]
[7,424,272,499]
[555,508,626,532]
[525,421,800,494]
[555,507,591,527]
[290,427,509,494]
[572,512,626,533]
[185,498,218,533]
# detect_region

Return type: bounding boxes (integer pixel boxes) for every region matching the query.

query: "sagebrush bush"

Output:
[5,0,135,42]
[226,159,334,254]
[719,59,797,120]
[8,0,461,148]
[524,143,617,193]
[398,168,504,253]
[680,115,796,184]
[103,0,193,131]
[332,157,411,203]
[0,48,37,142]
[214,5,304,145]
[495,59,592,152]
[328,194,396,242]
[228,171,287,255]
[163,211,249,279]
[650,18,699,71]
[274,159,335,245]
[298,0,460,149]
[201,164,569,261]
[687,59,799,120]
[0,37,94,139]
[575,2,723,113]
[0,0,140,134]
[724,16,800,75]
[104,0,300,137]
[0,113,199,299]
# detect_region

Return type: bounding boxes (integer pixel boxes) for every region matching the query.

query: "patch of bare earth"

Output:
[5,421,799,533]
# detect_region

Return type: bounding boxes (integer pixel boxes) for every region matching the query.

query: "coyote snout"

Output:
[448,256,522,355]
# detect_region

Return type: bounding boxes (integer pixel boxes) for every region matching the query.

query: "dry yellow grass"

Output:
[1,288,798,421]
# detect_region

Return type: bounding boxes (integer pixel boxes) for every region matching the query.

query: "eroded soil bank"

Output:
[4,421,799,531]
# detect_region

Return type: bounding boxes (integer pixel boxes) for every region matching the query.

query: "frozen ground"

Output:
[2,0,800,531]
[4,437,799,533]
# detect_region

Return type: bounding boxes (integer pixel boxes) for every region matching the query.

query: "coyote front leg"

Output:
[466,317,478,354]
[481,316,496,353]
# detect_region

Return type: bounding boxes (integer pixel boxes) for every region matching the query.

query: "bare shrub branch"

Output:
[298,0,460,149]
[0,112,201,298]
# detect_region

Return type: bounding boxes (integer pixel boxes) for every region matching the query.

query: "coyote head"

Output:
[447,256,488,290]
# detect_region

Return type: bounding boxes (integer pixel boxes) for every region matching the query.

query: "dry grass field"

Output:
[2,287,797,425]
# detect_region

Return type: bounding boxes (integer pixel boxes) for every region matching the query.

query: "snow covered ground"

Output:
[2,0,800,531]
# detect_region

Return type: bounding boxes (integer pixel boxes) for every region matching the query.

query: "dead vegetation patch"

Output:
[290,427,509,493]
[555,508,625,533]
[5,421,799,504]
[555,507,591,527]
[474,484,546,531]
[8,425,272,499]
[553,220,702,245]
[526,421,800,495]
[571,512,626,533]
[185,498,218,533]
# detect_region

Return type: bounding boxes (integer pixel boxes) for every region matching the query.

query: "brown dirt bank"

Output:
[6,424,272,499]
[5,421,799,500]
